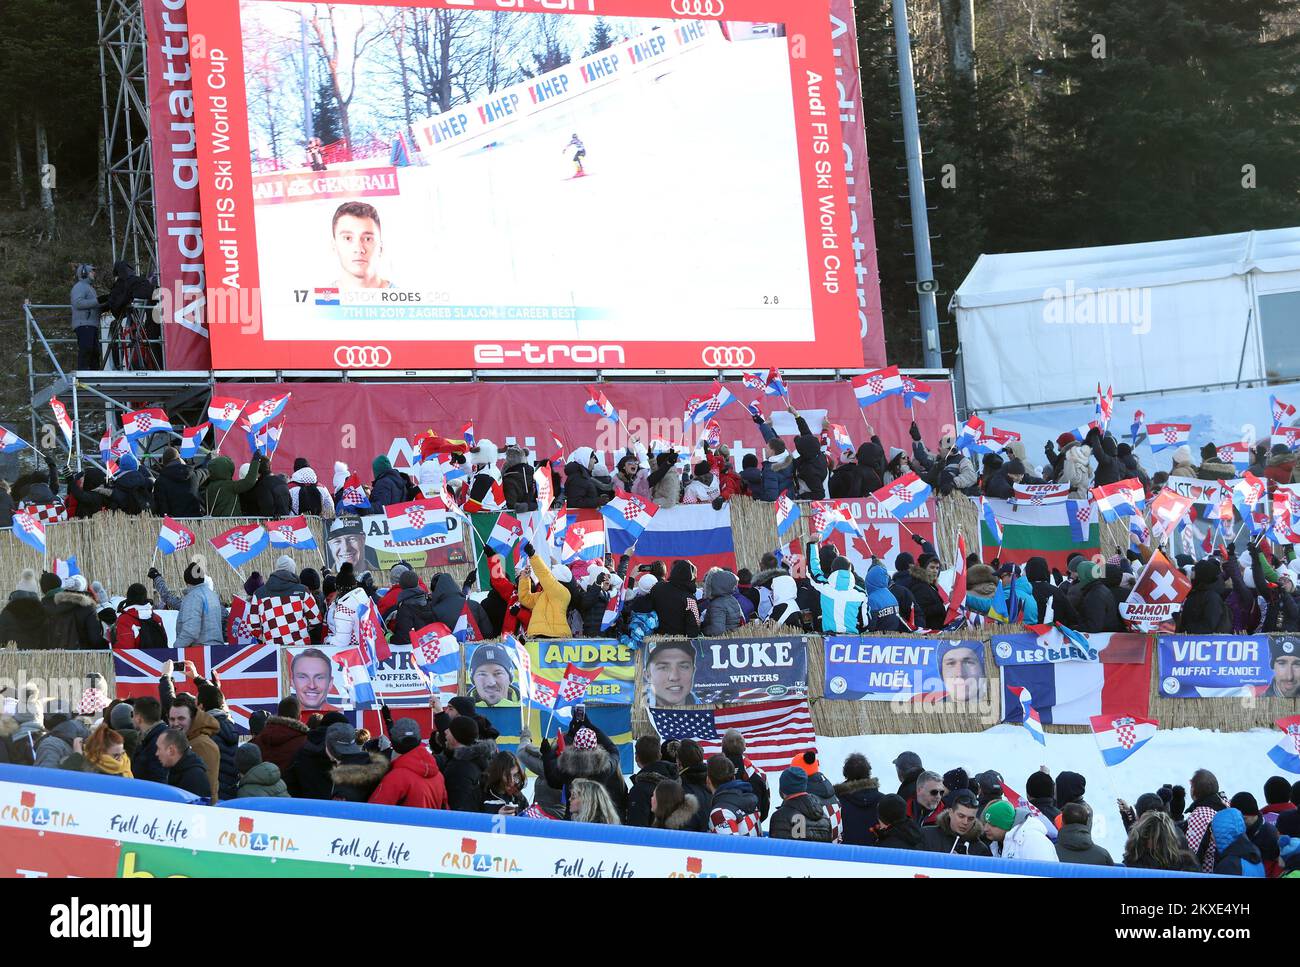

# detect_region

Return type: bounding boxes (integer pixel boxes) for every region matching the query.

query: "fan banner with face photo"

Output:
[822,637,987,703]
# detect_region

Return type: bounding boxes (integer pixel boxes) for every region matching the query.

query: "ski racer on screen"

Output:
[562,133,587,176]
[330,201,392,290]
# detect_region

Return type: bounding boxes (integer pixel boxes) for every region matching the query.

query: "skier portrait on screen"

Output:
[330,200,392,290]
[562,132,587,176]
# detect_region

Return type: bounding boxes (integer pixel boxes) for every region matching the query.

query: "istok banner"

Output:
[1157,635,1300,698]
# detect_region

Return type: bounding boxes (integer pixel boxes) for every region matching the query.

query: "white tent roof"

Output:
[953,226,1300,309]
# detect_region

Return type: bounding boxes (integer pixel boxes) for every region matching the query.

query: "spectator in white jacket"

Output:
[290,465,335,518]
[327,572,371,647]
[683,461,721,505]
[982,800,1059,863]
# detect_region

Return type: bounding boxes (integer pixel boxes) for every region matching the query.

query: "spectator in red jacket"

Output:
[369,718,448,809]
[113,583,167,647]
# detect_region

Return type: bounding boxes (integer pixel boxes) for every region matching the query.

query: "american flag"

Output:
[648,699,817,775]
[112,643,281,732]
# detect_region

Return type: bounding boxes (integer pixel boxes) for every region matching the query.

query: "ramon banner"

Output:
[1157,635,1300,699]
[686,635,809,704]
[1,767,1183,878]
[822,636,987,702]
[187,0,883,371]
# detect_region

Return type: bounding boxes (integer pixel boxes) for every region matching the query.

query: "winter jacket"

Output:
[502,461,539,512]
[1243,815,1282,877]
[33,719,89,769]
[113,603,167,647]
[707,779,762,836]
[442,739,498,812]
[836,777,883,846]
[236,761,290,798]
[1177,561,1226,634]
[981,467,1020,499]
[108,467,155,515]
[1055,822,1114,865]
[655,794,706,831]
[914,441,978,495]
[967,575,1040,625]
[369,745,448,809]
[67,470,113,518]
[152,459,202,517]
[326,586,371,648]
[1251,548,1299,633]
[390,585,442,644]
[677,762,714,830]
[44,591,106,648]
[741,451,795,502]
[183,708,224,803]
[204,455,262,516]
[995,808,1059,863]
[1186,796,1227,873]
[908,565,947,630]
[648,457,682,508]
[255,570,309,600]
[517,553,572,639]
[768,793,833,842]
[1211,809,1265,877]
[330,752,390,802]
[0,593,48,649]
[252,715,310,774]
[649,560,701,637]
[874,818,925,850]
[626,760,678,827]
[701,569,744,635]
[542,741,628,819]
[71,275,100,329]
[289,467,335,517]
[369,468,409,513]
[922,809,992,856]
[285,729,335,800]
[865,565,903,631]
[171,580,223,647]
[1197,459,1237,482]
[1076,567,1122,632]
[808,550,867,633]
[792,421,829,500]
[766,574,804,629]
[579,584,610,637]
[209,710,241,801]
[167,749,213,800]
[563,460,608,508]
[132,721,169,784]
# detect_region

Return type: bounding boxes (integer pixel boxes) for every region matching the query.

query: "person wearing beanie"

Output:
[106,701,140,759]
[982,799,1058,862]
[43,572,105,649]
[1025,769,1061,822]
[323,722,390,804]
[981,456,1025,499]
[289,463,335,518]
[255,556,307,599]
[682,458,721,505]
[252,696,310,774]
[871,793,924,850]
[768,766,833,841]
[806,538,868,634]
[941,768,972,807]
[1229,791,1282,876]
[112,582,167,648]
[106,449,154,515]
[436,714,495,812]
[541,717,628,820]
[1262,776,1297,825]
[1054,770,1087,811]
[370,718,448,809]
[368,454,409,513]
[148,559,223,647]
[1194,442,1235,481]
[922,788,990,856]
[233,740,289,798]
[0,568,50,648]
[151,444,201,516]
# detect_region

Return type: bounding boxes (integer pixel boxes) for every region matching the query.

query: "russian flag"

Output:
[601,490,660,551]
[902,375,931,409]
[1267,715,1300,774]
[0,426,28,454]
[207,396,248,432]
[268,515,318,550]
[11,511,45,554]
[245,394,291,431]
[851,365,904,408]
[980,497,1003,546]
[157,516,197,555]
[626,503,737,576]
[210,523,269,570]
[775,491,800,540]
[486,512,524,556]
[122,407,173,440]
[1090,713,1158,766]
[1001,632,1150,725]
[386,498,450,543]
[1009,686,1046,745]
[871,473,933,519]
[1090,478,1145,522]
[584,386,619,423]
[53,556,80,581]
[180,422,210,459]
[1145,423,1191,452]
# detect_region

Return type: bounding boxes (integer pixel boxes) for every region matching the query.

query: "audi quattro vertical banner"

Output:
[186,0,876,371]
[143,0,211,369]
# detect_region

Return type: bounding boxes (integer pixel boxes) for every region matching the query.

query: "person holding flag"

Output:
[540,713,628,820]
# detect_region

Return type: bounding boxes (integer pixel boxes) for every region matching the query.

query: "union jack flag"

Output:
[112,643,281,732]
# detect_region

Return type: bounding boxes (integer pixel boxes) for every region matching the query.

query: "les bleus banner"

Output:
[1156,635,1300,698]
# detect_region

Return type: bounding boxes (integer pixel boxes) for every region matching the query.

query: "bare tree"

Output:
[938,0,976,85]
[307,3,389,149]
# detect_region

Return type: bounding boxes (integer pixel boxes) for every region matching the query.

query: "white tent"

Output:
[953,227,1300,411]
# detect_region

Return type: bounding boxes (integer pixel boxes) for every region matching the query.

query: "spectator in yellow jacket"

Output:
[517,544,573,638]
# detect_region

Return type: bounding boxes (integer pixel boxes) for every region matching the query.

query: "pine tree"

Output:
[313,75,344,146]
[585,18,617,56]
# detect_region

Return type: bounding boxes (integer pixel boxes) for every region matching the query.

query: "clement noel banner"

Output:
[0,767,1194,879]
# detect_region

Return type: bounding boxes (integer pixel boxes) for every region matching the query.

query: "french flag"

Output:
[1090,713,1158,766]
[268,515,317,550]
[872,473,933,519]
[245,394,291,431]
[775,491,800,540]
[209,523,269,570]
[385,498,450,543]
[1001,632,1150,725]
[11,511,45,554]
[207,396,248,432]
[180,422,210,458]
[157,516,197,555]
[122,407,173,440]
[0,426,27,454]
[1090,478,1145,522]
[486,512,524,556]
[1146,422,1191,452]
[601,490,660,550]
[851,365,904,408]
[902,375,931,409]
[584,386,619,423]
[1267,715,1300,774]
[1009,686,1046,745]
[53,556,80,581]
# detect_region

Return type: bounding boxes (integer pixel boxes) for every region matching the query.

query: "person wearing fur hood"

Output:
[321,721,390,803]
[44,575,106,648]
[908,554,948,631]
[0,569,48,648]
[651,780,705,831]
[836,754,884,846]
[541,720,628,820]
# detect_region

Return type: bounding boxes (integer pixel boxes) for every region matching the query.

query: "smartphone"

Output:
[574,704,586,722]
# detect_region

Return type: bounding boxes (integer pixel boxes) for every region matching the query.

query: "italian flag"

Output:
[980,498,1099,571]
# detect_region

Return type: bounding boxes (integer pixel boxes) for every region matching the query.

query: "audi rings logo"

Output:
[701,346,755,367]
[671,0,724,16]
[334,345,392,368]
